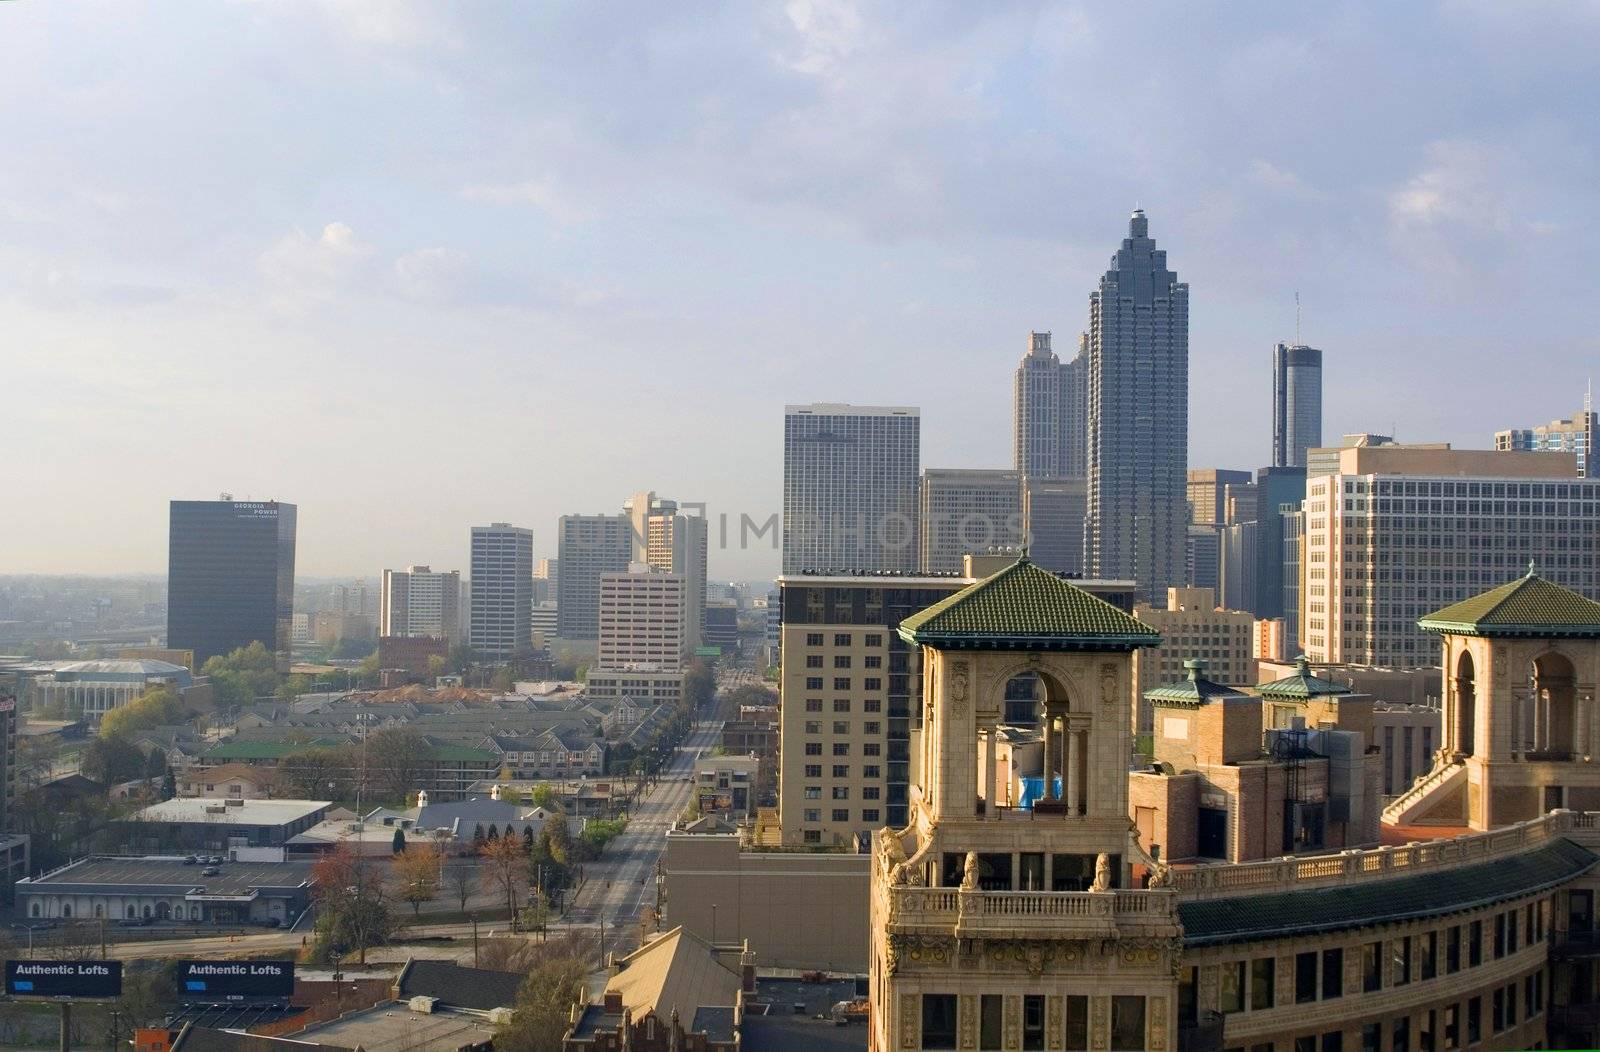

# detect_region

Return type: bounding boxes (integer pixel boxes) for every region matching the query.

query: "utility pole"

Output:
[471,914,479,968]
[98,917,105,959]
[58,1002,70,1052]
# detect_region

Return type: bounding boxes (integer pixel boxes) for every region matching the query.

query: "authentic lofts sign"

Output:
[176,960,295,1001]
[5,961,123,999]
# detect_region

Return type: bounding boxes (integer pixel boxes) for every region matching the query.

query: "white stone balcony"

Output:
[882,885,1179,939]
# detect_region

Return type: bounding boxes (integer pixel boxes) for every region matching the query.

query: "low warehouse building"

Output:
[15,855,315,926]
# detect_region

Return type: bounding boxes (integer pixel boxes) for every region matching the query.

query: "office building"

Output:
[167,499,296,671]
[1131,587,1257,734]
[1224,481,1258,525]
[1185,525,1220,593]
[1306,432,1403,478]
[1013,331,1088,480]
[1496,405,1597,477]
[625,491,708,650]
[1218,520,1261,615]
[1022,475,1086,575]
[1281,505,1305,654]
[533,558,558,605]
[918,468,1023,574]
[598,565,687,670]
[555,514,632,640]
[777,572,968,845]
[1187,469,1252,527]
[379,566,461,644]
[1273,342,1324,468]
[1085,209,1188,602]
[782,404,920,573]
[1301,445,1593,667]
[468,523,533,659]
[1254,465,1307,623]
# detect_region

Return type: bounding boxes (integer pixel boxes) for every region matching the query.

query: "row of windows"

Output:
[919,993,1145,1052]
[803,632,885,647]
[802,763,881,779]
[800,807,879,824]
[803,676,886,691]
[803,654,885,669]
[802,785,882,800]
[802,720,884,735]
[803,698,884,713]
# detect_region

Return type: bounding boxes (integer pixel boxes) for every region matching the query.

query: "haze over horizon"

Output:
[5,2,1598,581]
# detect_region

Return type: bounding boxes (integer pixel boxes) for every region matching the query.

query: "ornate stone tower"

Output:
[869,556,1181,1052]
[1390,567,1600,829]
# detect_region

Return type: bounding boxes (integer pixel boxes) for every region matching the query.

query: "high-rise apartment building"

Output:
[167,499,297,671]
[555,515,632,640]
[1301,445,1595,666]
[380,566,461,644]
[782,404,920,573]
[468,523,533,659]
[1186,469,1252,527]
[597,565,687,670]
[1496,405,1597,477]
[777,573,967,845]
[625,491,708,650]
[1086,210,1189,603]
[1012,332,1088,479]
[1022,476,1087,575]
[917,469,1023,574]
[1272,342,1324,468]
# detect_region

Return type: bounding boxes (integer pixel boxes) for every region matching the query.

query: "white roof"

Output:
[130,798,330,825]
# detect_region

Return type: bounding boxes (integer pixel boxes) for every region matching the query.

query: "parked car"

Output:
[183,856,198,865]
[201,866,220,876]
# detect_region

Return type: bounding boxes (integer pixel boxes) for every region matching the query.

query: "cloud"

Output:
[1247,159,1322,200]
[394,246,469,301]
[781,0,867,75]
[259,222,374,308]
[460,179,592,224]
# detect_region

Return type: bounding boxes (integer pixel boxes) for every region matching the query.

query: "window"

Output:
[804,764,821,777]
[1492,988,1504,1032]
[1420,931,1436,981]
[862,809,879,823]
[922,995,957,1050]
[831,787,848,800]
[1321,1035,1343,1052]
[833,699,851,712]
[1295,951,1317,1003]
[831,808,848,822]
[1023,995,1044,1051]
[1322,947,1343,999]
[1065,996,1088,1052]
[805,655,823,668]
[864,765,880,778]
[865,633,882,646]
[1494,912,1507,958]
[865,677,882,690]
[863,743,881,756]
[865,721,881,734]
[1446,925,1460,973]
[805,721,821,734]
[804,743,822,755]
[833,677,850,690]
[864,699,882,712]
[979,994,1002,1051]
[1250,957,1275,1010]
[805,699,822,712]
[833,655,851,669]
[832,764,849,777]
[803,830,821,844]
[1362,941,1382,992]
[1467,996,1481,1044]
[806,677,823,690]
[1392,1017,1409,1052]
[803,809,820,822]
[1360,1024,1380,1052]
[1470,920,1483,966]
[1109,996,1144,1052]
[806,633,823,646]
[1442,1005,1458,1048]
[865,655,882,668]
[833,721,848,734]
[832,743,849,756]
[804,787,820,799]
[1393,936,1412,986]
[863,786,881,800]
[1220,961,1245,1014]
[834,633,852,646]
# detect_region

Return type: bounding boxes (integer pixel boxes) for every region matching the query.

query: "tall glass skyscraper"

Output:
[469,523,534,658]
[167,499,297,671]
[782,404,920,573]
[1272,342,1323,468]
[1086,210,1189,603]
[1012,331,1088,480]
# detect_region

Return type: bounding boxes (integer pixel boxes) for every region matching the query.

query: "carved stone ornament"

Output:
[1098,663,1118,707]
[900,994,919,1049]
[960,995,978,1049]
[950,660,971,715]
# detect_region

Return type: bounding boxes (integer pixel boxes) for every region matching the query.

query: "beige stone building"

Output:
[597,565,688,670]
[1132,588,1256,736]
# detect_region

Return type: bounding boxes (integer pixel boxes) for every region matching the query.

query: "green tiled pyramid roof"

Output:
[1417,567,1600,638]
[1143,660,1247,708]
[897,556,1159,651]
[1255,655,1353,700]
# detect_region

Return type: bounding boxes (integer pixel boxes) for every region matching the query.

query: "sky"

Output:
[3,1,1598,582]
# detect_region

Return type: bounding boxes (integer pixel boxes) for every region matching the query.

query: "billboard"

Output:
[176,960,295,1001]
[5,961,123,999]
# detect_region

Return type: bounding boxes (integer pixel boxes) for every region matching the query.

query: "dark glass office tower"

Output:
[167,500,297,671]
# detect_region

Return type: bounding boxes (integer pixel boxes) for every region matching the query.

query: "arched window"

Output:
[95,904,103,918]
[61,903,71,918]
[142,905,152,919]
[1454,649,1477,758]
[30,902,40,918]
[127,905,136,919]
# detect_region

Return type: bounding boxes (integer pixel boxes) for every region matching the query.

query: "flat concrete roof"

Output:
[296,1004,499,1051]
[19,856,314,896]
[131,799,331,826]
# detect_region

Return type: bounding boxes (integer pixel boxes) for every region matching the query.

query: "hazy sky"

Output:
[4,1,1597,582]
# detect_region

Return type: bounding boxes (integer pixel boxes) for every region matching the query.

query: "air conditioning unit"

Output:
[408,996,439,1014]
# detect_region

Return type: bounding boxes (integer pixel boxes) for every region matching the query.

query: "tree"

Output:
[392,827,406,854]
[80,737,147,784]
[540,814,573,866]
[472,823,487,850]
[99,686,184,741]
[530,784,558,809]
[447,643,476,675]
[494,945,591,1052]
[201,642,281,707]
[426,654,447,679]
[392,841,442,917]
[490,666,516,693]
[310,846,394,965]
[683,659,715,710]
[446,862,474,912]
[364,729,436,803]
[275,674,313,700]
[523,825,537,853]
[480,835,527,930]
[355,652,382,685]
[331,636,378,660]
[279,746,356,800]
[518,890,552,942]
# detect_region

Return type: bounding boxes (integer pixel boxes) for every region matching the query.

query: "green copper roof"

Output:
[897,556,1159,651]
[1255,656,1353,700]
[1418,566,1600,638]
[1143,660,1246,707]
[1180,838,1598,946]
[205,738,347,761]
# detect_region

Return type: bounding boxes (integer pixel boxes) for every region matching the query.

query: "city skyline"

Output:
[5,4,1598,581]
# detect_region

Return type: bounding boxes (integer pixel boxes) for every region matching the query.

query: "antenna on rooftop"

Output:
[1295,291,1301,346]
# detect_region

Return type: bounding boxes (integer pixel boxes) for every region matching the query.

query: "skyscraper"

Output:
[782,404,920,573]
[380,566,462,644]
[624,491,708,650]
[1185,469,1252,526]
[917,468,1023,574]
[1022,475,1086,575]
[1495,404,1597,477]
[468,523,533,659]
[597,565,687,670]
[167,499,297,671]
[1086,209,1189,602]
[555,514,633,639]
[1012,332,1089,480]
[1272,342,1324,468]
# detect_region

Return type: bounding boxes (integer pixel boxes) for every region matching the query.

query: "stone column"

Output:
[1076,730,1090,815]
[983,728,997,818]
[1042,710,1057,800]
[1064,725,1080,815]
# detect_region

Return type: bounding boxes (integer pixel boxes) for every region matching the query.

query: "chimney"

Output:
[740,939,756,993]
[604,990,624,1013]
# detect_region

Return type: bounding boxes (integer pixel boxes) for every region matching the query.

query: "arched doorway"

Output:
[156,902,171,921]
[1532,652,1577,759]
[1454,649,1476,757]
